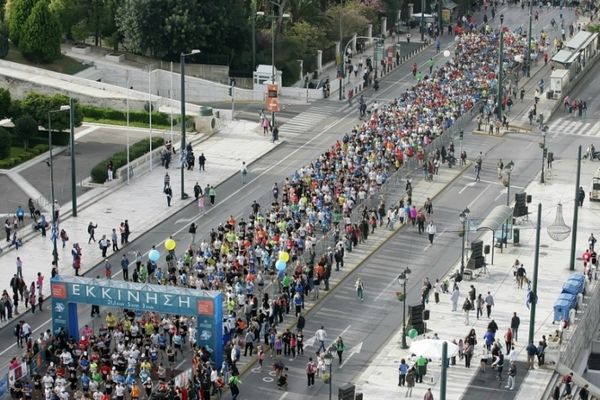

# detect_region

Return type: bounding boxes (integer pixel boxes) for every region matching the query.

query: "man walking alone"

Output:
[426,221,436,245]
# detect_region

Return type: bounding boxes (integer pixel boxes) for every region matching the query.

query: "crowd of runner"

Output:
[4,17,541,400]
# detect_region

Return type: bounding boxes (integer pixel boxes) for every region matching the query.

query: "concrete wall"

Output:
[76,64,266,103]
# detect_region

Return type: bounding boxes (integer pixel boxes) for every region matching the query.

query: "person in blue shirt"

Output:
[526,341,538,369]
[16,206,25,225]
[80,373,90,393]
[398,358,409,386]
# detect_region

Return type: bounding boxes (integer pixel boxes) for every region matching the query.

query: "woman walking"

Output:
[405,366,415,397]
[355,277,364,301]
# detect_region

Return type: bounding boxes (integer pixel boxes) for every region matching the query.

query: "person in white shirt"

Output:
[426,221,437,245]
[315,326,327,352]
[42,374,54,390]
[509,346,518,363]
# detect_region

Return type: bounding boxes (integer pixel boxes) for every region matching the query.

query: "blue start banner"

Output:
[51,276,223,364]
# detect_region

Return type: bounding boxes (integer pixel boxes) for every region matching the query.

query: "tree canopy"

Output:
[19,0,62,62]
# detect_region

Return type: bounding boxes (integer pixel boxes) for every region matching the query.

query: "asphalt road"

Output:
[0,3,586,399]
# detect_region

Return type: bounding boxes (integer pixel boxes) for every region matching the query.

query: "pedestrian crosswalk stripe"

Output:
[279,104,339,136]
[548,118,600,138]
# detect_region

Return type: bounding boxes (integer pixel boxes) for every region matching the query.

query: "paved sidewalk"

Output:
[0,120,277,321]
[354,158,600,399]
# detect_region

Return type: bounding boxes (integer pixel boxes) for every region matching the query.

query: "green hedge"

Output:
[81,105,175,126]
[1,126,69,146]
[0,143,48,169]
[90,137,164,184]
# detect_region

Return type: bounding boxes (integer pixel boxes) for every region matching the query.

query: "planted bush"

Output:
[80,105,178,127]
[90,137,164,184]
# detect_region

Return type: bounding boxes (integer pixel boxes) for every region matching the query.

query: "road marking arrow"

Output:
[340,341,363,368]
[304,335,317,348]
[459,182,477,194]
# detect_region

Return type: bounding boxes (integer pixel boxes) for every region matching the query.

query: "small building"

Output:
[550,69,569,96]
[552,31,599,77]
[253,64,282,90]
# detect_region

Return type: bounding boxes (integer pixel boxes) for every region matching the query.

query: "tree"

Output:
[20,0,62,62]
[71,19,90,43]
[14,114,38,150]
[7,0,38,46]
[0,22,9,59]
[49,0,79,39]
[0,88,11,119]
[0,126,11,158]
[325,1,370,42]
[20,93,83,130]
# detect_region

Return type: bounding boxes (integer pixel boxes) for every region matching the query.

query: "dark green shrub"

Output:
[0,126,11,158]
[90,137,164,183]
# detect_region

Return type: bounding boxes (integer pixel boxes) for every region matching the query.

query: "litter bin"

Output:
[513,228,520,245]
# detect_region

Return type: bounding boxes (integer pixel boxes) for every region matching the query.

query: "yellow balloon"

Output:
[279,251,289,263]
[165,239,176,251]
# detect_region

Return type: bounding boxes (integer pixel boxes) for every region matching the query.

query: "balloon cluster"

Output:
[147,238,178,263]
[276,251,289,277]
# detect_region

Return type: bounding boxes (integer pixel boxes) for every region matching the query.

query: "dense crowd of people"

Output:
[3,16,544,399]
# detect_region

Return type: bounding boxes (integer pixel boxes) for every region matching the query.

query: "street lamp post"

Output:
[540,129,547,183]
[67,98,77,217]
[570,146,582,271]
[179,49,201,200]
[505,161,514,206]
[459,208,470,275]
[526,1,533,77]
[397,268,412,349]
[528,203,542,345]
[497,29,504,121]
[256,11,290,127]
[48,105,70,266]
[324,351,333,400]
[421,0,425,42]
[338,0,344,101]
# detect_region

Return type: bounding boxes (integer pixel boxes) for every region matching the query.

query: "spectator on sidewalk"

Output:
[87,222,98,243]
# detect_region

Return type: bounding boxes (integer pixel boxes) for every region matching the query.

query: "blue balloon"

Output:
[276,260,286,272]
[149,249,160,262]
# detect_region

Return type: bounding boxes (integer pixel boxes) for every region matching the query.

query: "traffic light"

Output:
[459,130,464,140]
[228,78,236,97]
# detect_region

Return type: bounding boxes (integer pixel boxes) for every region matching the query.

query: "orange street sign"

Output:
[266,84,280,112]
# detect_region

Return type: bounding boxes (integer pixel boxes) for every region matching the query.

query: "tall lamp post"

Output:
[540,127,547,183]
[48,105,70,265]
[459,208,470,275]
[179,49,201,200]
[338,0,344,101]
[570,146,582,271]
[397,267,412,349]
[525,1,533,77]
[256,11,290,128]
[323,351,333,400]
[505,160,514,206]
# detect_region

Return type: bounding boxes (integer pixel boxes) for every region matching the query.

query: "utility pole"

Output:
[540,130,547,183]
[338,0,344,101]
[421,0,425,42]
[526,1,533,77]
[497,29,504,121]
[69,97,77,217]
[570,146,582,270]
[440,341,447,400]
[528,203,542,345]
